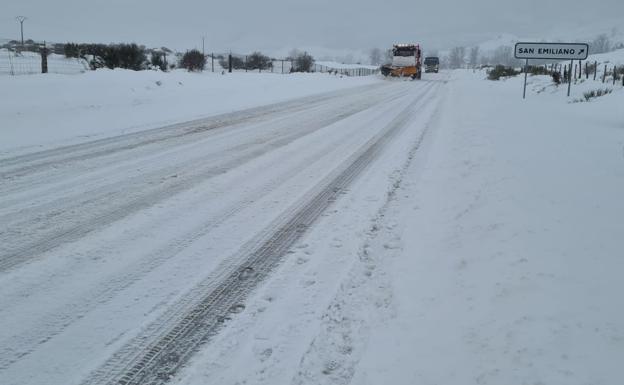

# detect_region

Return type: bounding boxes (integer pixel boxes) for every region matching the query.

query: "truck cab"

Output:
[424,57,440,73]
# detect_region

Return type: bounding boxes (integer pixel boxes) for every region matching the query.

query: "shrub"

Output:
[117,43,147,70]
[584,62,597,76]
[64,43,81,58]
[487,65,520,80]
[63,42,147,70]
[292,51,314,72]
[150,52,167,71]
[529,66,550,76]
[181,49,206,72]
[583,88,612,101]
[218,55,245,70]
[247,52,272,70]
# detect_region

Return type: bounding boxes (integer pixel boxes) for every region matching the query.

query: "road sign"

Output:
[514,42,589,60]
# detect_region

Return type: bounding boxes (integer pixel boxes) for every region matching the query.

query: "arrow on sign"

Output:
[579,49,586,55]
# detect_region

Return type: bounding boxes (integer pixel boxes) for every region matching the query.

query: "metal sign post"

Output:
[523,59,529,99]
[567,59,573,97]
[514,42,589,99]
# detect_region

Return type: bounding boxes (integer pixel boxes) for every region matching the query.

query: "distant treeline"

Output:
[63,42,315,73]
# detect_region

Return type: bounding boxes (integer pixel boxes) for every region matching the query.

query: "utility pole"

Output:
[16,16,27,47]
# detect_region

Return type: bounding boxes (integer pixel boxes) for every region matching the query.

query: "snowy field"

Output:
[1,60,622,385]
[0,69,382,156]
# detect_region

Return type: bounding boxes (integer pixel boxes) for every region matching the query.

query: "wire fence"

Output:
[312,63,380,76]
[522,60,624,87]
[0,44,378,78]
[204,55,295,74]
[0,48,89,76]
[203,54,379,76]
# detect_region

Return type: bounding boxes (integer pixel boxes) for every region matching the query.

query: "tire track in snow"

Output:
[0,92,414,370]
[293,95,439,385]
[0,86,412,273]
[82,82,438,385]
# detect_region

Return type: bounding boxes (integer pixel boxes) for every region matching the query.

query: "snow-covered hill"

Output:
[473,18,624,55]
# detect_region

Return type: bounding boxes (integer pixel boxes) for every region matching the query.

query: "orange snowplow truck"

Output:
[380,44,422,79]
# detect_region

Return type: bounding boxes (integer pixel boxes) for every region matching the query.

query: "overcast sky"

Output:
[2,0,623,55]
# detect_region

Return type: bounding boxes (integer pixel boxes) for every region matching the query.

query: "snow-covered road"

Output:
[0,77,446,385]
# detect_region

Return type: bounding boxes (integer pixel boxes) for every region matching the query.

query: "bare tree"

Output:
[491,45,518,67]
[384,48,393,64]
[369,48,382,66]
[469,46,480,68]
[293,51,314,72]
[287,48,302,60]
[591,34,611,54]
[448,46,466,69]
[440,55,450,69]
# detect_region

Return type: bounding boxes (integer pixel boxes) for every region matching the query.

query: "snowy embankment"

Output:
[174,69,623,385]
[347,70,623,385]
[516,49,624,103]
[0,69,381,156]
[315,61,379,70]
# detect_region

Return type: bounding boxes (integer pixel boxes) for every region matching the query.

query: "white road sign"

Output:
[514,42,589,60]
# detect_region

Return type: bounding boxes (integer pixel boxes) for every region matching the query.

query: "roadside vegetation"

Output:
[487,65,520,80]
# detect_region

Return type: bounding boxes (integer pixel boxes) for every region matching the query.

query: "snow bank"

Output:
[351,69,624,384]
[0,69,382,156]
[315,61,379,70]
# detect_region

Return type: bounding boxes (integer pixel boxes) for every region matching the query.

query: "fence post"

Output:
[211,53,214,72]
[585,62,588,79]
[281,60,284,74]
[567,60,573,96]
[41,42,48,74]
[245,56,248,72]
[228,54,232,73]
[578,60,581,78]
[614,66,617,85]
[603,65,607,82]
[594,61,597,80]
[523,59,529,99]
